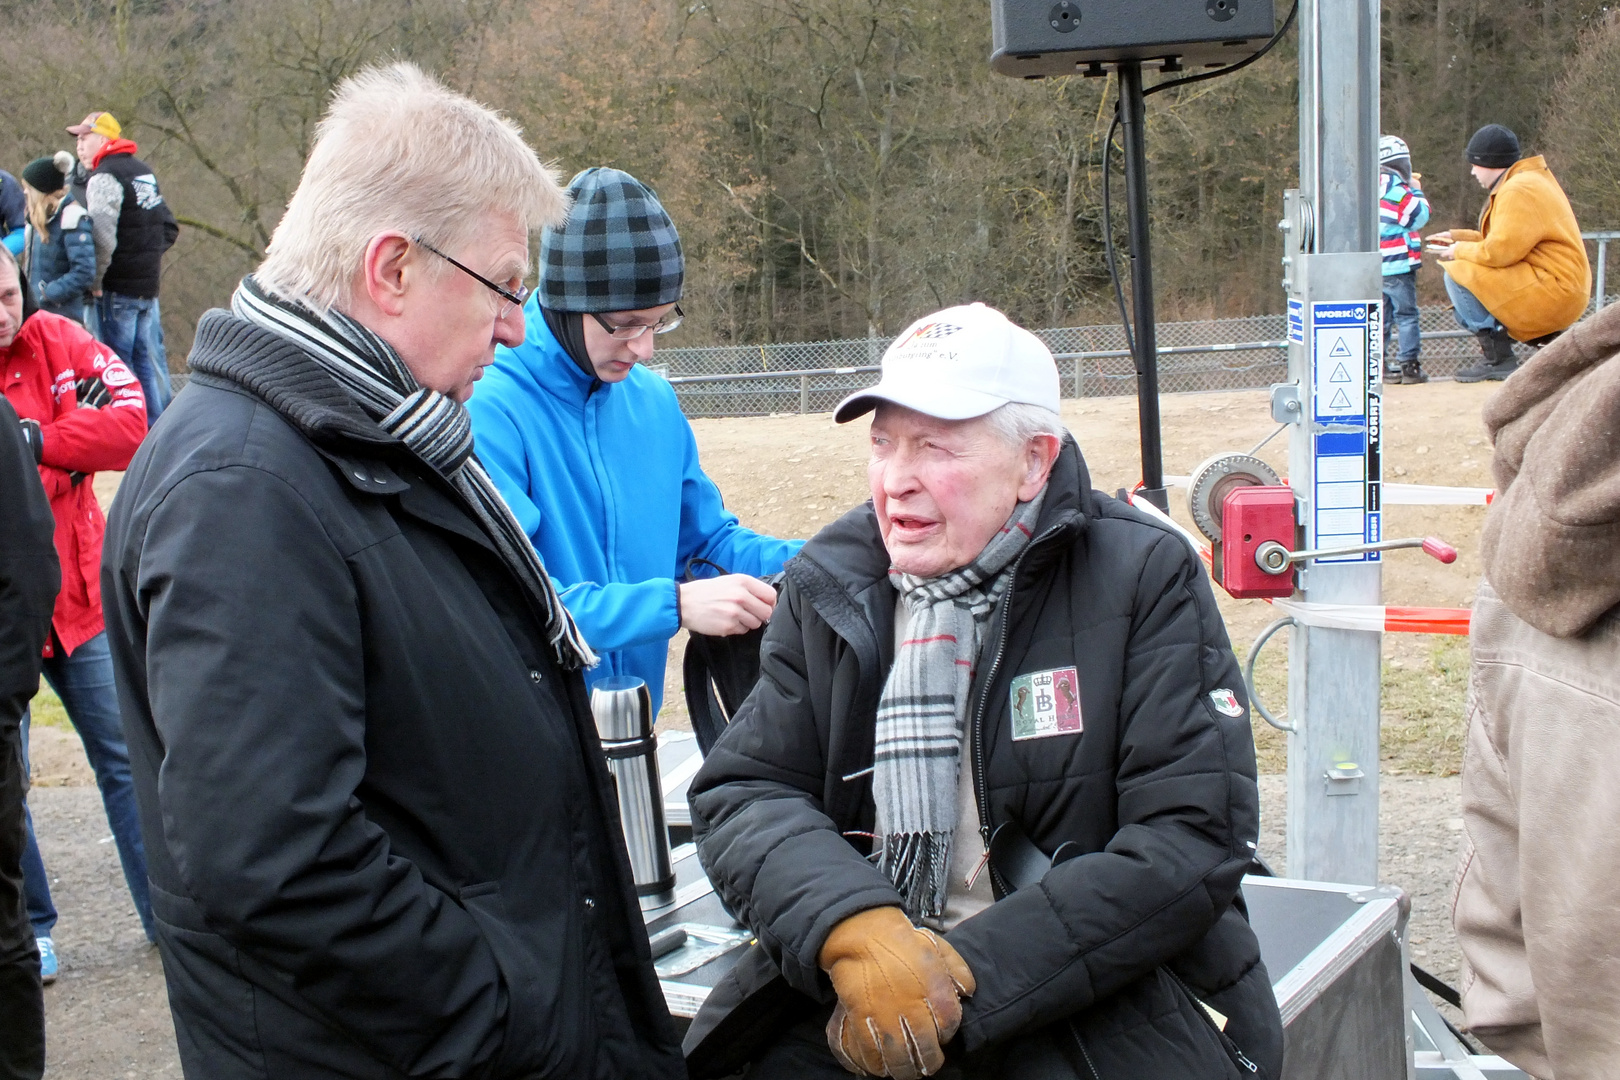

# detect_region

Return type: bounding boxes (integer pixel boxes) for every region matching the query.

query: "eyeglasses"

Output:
[591,304,684,341]
[412,235,530,319]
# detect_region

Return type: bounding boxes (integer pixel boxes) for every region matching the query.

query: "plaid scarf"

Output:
[876,491,1045,919]
[231,276,596,671]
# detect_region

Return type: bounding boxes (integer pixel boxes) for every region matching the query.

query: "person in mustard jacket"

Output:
[1428,125,1590,383]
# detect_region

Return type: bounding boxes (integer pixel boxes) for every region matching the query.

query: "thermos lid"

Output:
[591,675,652,742]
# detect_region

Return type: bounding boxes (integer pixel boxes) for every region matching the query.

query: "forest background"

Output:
[3,0,1619,363]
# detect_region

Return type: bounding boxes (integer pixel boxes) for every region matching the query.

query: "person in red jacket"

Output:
[0,244,151,981]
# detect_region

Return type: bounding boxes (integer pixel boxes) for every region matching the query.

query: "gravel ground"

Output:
[29,785,179,1078]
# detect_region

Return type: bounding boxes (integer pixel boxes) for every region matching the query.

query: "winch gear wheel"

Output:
[1186,452,1283,543]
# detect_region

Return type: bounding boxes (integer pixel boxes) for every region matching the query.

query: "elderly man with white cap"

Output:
[682,303,1283,1080]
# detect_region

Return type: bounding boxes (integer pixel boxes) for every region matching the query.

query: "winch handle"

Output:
[1421,537,1458,564]
[1254,535,1459,574]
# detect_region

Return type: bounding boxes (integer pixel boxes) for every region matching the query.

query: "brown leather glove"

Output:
[817,905,976,1078]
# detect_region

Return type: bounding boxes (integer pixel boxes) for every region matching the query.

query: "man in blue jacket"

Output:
[469,168,802,713]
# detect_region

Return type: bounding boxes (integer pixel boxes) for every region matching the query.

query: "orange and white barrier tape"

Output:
[1272,598,1471,635]
[1383,483,1493,506]
[1163,475,1494,506]
[1128,493,1472,636]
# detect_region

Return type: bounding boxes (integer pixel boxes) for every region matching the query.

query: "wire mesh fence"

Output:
[167,297,1612,407]
[659,303,1538,418]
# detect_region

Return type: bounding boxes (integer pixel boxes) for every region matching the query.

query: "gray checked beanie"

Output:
[539,168,684,313]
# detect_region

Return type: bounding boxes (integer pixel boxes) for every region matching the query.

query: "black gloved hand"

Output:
[17,418,43,464]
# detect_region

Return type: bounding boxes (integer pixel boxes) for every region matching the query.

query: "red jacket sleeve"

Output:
[38,326,146,474]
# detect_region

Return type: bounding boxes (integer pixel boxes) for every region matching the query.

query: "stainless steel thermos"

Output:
[589,675,676,910]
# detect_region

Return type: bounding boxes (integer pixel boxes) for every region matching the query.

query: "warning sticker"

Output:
[1308,301,1382,562]
[1312,304,1367,424]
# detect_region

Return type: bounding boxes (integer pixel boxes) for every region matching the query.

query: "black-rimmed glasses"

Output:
[591,304,684,340]
[412,235,530,319]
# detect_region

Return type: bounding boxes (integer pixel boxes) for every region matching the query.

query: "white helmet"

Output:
[1379,135,1410,164]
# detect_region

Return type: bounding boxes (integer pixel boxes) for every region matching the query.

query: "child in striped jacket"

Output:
[1380,135,1431,384]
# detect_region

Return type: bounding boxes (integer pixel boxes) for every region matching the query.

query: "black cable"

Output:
[1143,0,1301,100]
[1095,0,1300,362]
[1100,107,1133,357]
[1410,963,1462,1009]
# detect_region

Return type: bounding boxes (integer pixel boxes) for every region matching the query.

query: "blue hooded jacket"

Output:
[468,299,803,712]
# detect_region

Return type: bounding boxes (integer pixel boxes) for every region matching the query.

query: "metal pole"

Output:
[1284,0,1384,887]
[1597,238,1608,311]
[1117,61,1167,512]
[799,373,809,414]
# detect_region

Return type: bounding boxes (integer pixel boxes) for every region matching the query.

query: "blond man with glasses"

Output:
[469,167,802,720]
[101,67,686,1079]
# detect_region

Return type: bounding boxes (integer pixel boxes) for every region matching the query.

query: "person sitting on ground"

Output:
[1452,298,1620,1080]
[0,242,152,987]
[101,63,685,1078]
[1428,124,1590,383]
[1379,135,1431,385]
[468,167,801,716]
[683,302,1283,1080]
[19,154,96,324]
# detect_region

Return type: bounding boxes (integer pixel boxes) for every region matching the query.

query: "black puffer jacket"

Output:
[102,311,685,1080]
[686,439,1282,1079]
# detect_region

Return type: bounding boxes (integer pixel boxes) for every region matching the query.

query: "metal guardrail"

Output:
[1583,230,1620,311]
[665,317,1495,417]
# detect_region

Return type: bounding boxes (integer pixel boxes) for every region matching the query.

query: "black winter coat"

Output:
[686,440,1283,1079]
[101,312,686,1080]
[0,394,58,729]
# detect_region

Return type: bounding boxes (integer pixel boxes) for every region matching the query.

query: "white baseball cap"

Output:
[834,303,1061,424]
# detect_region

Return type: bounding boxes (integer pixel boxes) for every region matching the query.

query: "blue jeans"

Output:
[97,292,171,427]
[1443,272,1503,333]
[1382,271,1421,363]
[19,633,154,941]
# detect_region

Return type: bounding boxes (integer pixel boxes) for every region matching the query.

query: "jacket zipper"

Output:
[1163,968,1259,1075]
[1067,1022,1105,1080]
[970,522,1067,897]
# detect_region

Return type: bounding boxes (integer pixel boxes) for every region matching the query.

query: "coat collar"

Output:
[498,294,607,408]
[186,308,397,454]
[186,309,516,552]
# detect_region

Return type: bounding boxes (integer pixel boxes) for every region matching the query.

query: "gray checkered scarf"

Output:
[231,277,597,671]
[876,491,1045,920]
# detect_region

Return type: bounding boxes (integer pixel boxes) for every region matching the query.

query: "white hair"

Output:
[982,401,1065,447]
[256,62,568,313]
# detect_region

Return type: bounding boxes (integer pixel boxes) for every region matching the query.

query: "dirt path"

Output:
[28,784,179,1077]
[32,380,1493,1073]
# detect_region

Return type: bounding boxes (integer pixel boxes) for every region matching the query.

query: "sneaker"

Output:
[1398,362,1428,385]
[36,937,57,984]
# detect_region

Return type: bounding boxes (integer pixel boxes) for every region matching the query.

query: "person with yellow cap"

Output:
[67,110,179,425]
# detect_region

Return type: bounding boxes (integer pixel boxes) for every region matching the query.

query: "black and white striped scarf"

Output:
[876,491,1045,920]
[232,276,597,670]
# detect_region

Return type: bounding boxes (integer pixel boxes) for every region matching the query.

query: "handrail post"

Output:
[799,373,809,415]
[1598,238,1609,311]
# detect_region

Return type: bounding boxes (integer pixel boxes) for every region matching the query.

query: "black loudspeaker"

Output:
[990,0,1277,77]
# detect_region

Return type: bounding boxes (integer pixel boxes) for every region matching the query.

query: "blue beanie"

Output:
[538,168,684,313]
